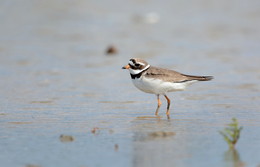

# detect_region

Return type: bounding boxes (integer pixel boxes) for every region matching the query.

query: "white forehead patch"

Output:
[129,60,135,66]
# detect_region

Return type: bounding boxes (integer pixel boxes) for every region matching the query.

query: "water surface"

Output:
[0,0,260,167]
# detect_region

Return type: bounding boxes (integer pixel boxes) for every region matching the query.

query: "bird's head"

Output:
[122,58,150,75]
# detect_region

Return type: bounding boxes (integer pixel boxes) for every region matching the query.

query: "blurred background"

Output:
[0,0,259,167]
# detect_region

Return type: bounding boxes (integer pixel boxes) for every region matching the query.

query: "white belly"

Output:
[132,76,196,95]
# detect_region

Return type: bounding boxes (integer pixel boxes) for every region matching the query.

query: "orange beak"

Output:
[122,64,130,69]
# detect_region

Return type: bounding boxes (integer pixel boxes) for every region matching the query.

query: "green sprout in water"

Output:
[219,118,243,149]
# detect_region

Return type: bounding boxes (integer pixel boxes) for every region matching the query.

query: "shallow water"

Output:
[0,0,260,167]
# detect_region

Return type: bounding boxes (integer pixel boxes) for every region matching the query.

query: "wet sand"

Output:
[0,0,260,167]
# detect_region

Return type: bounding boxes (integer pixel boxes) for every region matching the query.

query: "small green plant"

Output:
[219,118,243,149]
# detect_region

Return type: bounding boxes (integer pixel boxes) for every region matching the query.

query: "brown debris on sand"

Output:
[148,131,175,138]
[59,135,74,142]
[106,45,118,55]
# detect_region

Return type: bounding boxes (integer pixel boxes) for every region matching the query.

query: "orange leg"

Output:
[164,95,171,119]
[155,95,162,116]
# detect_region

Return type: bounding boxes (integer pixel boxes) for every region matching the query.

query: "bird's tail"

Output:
[183,74,214,81]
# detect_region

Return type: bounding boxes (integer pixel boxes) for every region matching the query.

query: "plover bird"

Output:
[122,58,213,119]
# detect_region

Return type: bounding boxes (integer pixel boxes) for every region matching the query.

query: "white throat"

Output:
[129,65,150,75]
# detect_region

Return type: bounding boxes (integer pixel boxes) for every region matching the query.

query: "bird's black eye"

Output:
[135,63,140,67]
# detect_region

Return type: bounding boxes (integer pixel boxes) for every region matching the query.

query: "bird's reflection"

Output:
[132,116,173,141]
[131,116,177,167]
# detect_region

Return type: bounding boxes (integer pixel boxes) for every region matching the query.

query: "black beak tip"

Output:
[122,67,126,69]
